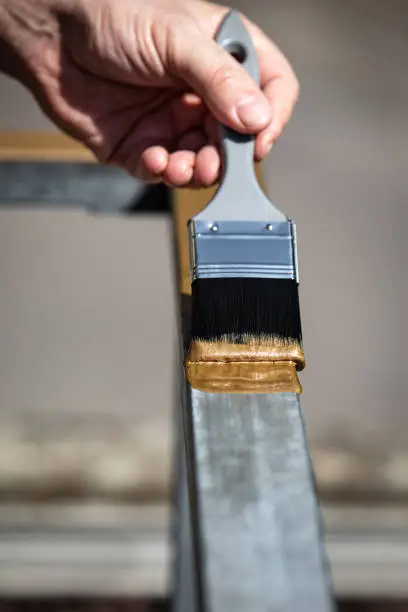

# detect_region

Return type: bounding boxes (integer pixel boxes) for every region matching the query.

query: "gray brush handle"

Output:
[216,10,259,180]
[194,10,285,222]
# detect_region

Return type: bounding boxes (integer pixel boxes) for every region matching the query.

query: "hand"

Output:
[0,0,299,187]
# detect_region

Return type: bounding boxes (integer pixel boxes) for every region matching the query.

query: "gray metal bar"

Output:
[0,162,147,213]
[182,384,336,612]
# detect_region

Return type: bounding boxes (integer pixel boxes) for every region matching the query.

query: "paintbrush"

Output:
[185,10,304,392]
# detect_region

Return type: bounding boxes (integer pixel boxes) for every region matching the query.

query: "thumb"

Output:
[174,28,272,133]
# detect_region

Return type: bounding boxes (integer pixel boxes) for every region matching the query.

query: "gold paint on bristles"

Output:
[185,337,305,394]
[187,337,305,369]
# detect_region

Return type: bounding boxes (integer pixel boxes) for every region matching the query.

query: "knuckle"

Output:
[167,13,202,69]
[169,13,200,44]
[177,13,200,33]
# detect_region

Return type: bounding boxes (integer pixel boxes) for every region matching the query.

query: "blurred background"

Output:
[0,0,407,610]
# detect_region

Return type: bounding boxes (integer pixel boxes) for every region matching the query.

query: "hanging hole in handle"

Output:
[224,42,247,64]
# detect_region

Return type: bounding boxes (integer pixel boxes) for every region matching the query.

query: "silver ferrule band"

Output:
[189,220,299,283]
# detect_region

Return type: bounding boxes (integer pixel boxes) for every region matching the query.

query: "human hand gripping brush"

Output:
[185,10,305,394]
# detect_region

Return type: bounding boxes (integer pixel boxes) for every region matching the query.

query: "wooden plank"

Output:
[0,131,94,162]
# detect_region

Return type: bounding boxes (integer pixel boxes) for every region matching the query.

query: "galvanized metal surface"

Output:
[183,387,336,612]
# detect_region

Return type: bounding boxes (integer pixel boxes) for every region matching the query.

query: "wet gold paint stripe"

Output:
[185,361,302,394]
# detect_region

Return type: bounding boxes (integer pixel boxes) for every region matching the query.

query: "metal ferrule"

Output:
[189,220,299,282]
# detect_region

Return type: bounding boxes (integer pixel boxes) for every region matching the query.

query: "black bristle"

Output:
[191,278,302,344]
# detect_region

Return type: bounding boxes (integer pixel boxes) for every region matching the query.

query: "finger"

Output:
[108,93,205,174]
[253,25,300,141]
[180,92,203,107]
[254,130,274,161]
[172,21,271,133]
[194,145,220,187]
[237,17,299,152]
[106,108,174,173]
[120,134,172,180]
[252,72,299,161]
[163,150,196,186]
[203,108,269,165]
[138,145,169,181]
[245,18,299,92]
[264,74,299,140]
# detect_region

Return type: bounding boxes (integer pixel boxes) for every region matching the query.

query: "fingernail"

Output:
[236,94,271,129]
